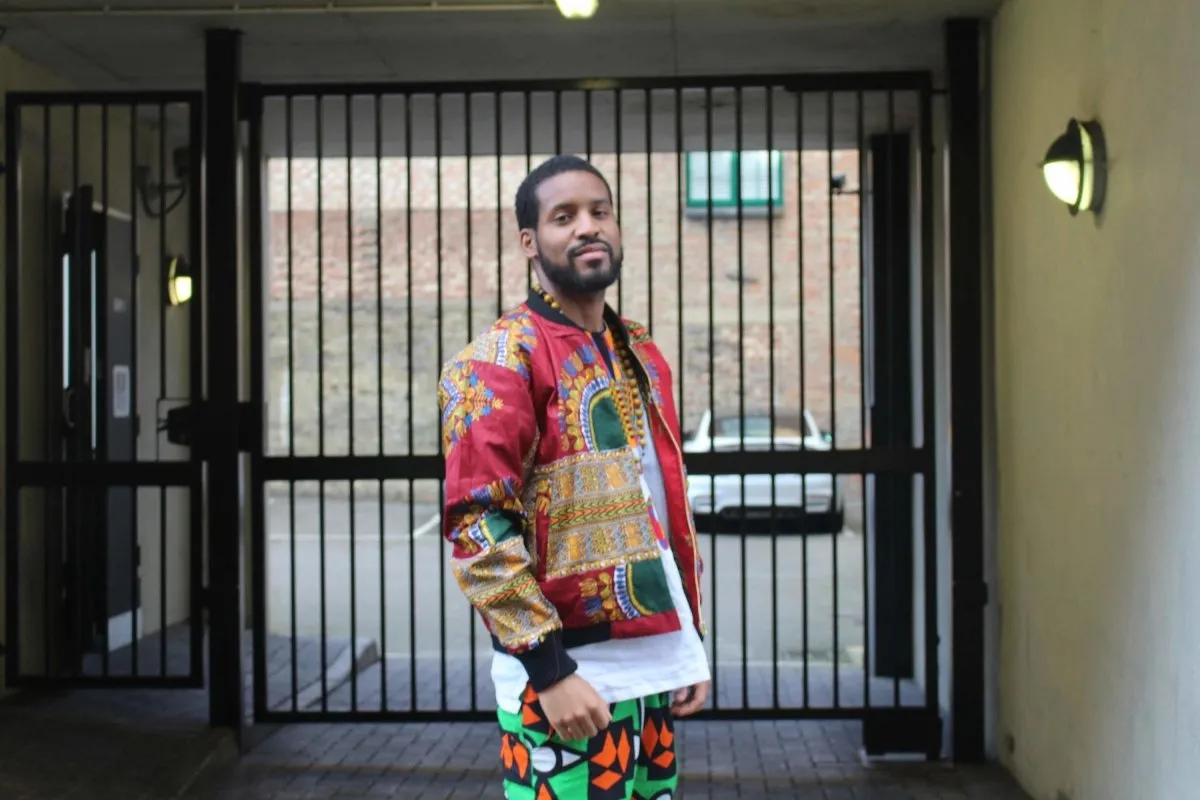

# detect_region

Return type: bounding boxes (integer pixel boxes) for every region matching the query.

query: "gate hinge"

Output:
[955,581,989,608]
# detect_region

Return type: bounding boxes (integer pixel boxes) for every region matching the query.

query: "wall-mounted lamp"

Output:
[555,0,597,18]
[1041,118,1106,216]
[165,255,193,307]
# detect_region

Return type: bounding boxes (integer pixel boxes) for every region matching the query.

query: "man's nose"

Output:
[574,212,601,238]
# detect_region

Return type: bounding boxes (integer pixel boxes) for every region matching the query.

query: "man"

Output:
[439,154,710,799]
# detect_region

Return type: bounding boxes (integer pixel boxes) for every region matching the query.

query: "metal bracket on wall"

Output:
[161,400,260,455]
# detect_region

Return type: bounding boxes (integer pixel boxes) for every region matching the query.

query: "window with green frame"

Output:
[685,150,784,210]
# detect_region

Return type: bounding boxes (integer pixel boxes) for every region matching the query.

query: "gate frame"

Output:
[945,17,989,763]
[3,89,206,690]
[239,68,945,758]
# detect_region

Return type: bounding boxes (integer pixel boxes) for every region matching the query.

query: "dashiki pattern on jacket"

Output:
[437,290,705,691]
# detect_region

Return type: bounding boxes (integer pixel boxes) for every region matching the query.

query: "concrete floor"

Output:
[189,719,1032,799]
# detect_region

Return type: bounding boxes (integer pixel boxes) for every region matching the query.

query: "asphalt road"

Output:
[263,495,865,669]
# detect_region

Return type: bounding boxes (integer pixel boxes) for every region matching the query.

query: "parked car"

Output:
[682,409,845,533]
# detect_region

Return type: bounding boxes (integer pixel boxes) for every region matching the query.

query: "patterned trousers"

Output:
[498,685,679,799]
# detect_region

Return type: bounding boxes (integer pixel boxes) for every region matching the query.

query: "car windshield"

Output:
[712,414,808,438]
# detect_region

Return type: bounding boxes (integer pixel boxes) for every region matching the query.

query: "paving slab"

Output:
[188,719,1032,800]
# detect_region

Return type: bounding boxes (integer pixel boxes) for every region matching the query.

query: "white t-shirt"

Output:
[492,410,711,715]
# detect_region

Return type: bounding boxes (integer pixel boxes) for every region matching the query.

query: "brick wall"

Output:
[263,151,865,514]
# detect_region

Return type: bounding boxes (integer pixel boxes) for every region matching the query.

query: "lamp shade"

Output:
[165,255,193,306]
[1041,118,1106,216]
[555,0,597,18]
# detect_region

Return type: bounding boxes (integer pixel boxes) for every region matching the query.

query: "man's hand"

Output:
[671,680,710,717]
[537,675,612,741]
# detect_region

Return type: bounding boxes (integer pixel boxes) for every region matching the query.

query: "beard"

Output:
[536,237,623,297]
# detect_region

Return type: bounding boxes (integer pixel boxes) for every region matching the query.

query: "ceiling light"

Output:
[555,0,597,19]
[1041,118,1107,216]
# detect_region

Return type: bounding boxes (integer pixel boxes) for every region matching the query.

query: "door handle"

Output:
[63,387,75,430]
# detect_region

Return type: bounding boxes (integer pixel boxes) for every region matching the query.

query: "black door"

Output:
[61,186,139,667]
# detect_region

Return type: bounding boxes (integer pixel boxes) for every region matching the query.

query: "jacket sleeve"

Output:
[438,353,577,692]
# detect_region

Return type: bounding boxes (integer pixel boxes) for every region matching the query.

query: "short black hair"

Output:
[514,154,613,231]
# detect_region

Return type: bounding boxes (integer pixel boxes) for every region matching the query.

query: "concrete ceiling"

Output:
[0,0,1002,90]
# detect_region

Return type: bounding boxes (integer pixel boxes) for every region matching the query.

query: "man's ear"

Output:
[519,229,538,261]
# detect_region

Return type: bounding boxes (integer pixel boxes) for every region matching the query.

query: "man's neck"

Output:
[550,288,607,334]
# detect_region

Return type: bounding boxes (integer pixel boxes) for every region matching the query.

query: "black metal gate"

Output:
[4,91,205,687]
[243,72,939,755]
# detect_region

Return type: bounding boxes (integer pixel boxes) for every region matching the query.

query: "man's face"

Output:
[521,170,623,296]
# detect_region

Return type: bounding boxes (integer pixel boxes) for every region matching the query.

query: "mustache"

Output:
[567,238,614,258]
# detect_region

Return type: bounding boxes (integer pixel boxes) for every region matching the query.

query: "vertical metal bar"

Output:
[203,28,245,728]
[585,90,592,160]
[734,86,748,711]
[288,497,297,696]
[946,19,986,760]
[132,100,145,671]
[857,89,870,711]
[286,93,300,711]
[645,89,652,336]
[246,87,268,713]
[186,94,205,684]
[71,101,81,677]
[43,103,55,678]
[40,103,58,677]
[126,102,139,678]
[346,93,359,712]
[797,89,810,708]
[887,89,900,709]
[827,91,839,708]
[405,93,417,713]
[316,91,329,711]
[99,101,111,679]
[553,89,562,154]
[524,90,531,286]
[704,86,717,708]
[615,90,623,315]
[435,92,447,712]
[920,82,939,746]
[466,92,478,711]
[158,100,168,678]
[375,92,388,712]
[3,96,19,683]
[495,92,503,318]
[675,89,683,435]
[766,85,779,709]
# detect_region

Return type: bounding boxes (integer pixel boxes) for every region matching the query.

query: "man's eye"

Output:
[554,214,571,224]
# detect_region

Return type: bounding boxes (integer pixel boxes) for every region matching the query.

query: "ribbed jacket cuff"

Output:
[515,630,578,692]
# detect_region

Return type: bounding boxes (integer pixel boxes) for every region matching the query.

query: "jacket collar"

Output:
[525,287,649,393]
[525,287,632,344]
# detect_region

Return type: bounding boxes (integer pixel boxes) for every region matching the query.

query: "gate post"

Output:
[946,17,988,763]
[204,27,246,735]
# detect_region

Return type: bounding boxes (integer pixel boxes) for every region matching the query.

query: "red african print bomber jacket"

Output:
[438,289,705,692]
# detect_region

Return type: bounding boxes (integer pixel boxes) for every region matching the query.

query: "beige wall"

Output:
[0,45,194,688]
[991,1,1200,797]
